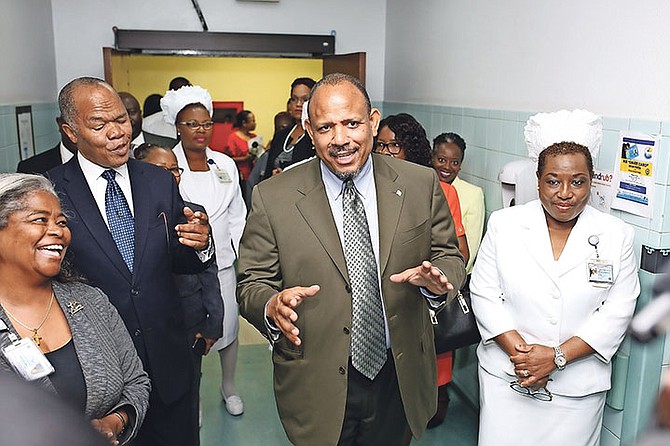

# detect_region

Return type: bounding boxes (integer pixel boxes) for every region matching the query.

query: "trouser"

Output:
[337,351,409,446]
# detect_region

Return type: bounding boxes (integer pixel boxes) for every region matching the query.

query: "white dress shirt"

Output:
[77,152,134,228]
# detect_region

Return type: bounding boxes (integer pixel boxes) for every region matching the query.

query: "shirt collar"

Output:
[59,142,74,164]
[77,151,130,182]
[320,156,374,201]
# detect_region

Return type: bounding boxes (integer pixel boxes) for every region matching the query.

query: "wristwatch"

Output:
[554,346,567,370]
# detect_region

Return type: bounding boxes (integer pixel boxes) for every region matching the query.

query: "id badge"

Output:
[215,168,232,183]
[587,258,614,288]
[2,338,54,381]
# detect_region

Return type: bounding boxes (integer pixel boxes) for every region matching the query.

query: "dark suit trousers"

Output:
[134,376,199,446]
[337,351,409,446]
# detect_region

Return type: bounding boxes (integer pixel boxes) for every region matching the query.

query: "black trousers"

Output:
[133,369,199,446]
[337,351,409,446]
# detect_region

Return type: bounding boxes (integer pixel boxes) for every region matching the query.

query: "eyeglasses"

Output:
[509,380,553,402]
[164,167,184,177]
[288,96,309,104]
[177,121,214,131]
[375,141,402,155]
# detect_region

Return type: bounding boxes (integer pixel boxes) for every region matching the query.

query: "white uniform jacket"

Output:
[174,143,246,269]
[470,200,640,396]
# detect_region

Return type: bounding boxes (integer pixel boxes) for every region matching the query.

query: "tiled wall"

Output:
[0,102,60,173]
[383,102,670,444]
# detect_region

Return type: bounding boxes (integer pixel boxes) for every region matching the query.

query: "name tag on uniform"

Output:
[2,338,54,381]
[587,258,613,288]
[215,168,232,184]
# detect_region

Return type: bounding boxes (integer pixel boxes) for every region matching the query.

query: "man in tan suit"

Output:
[237,73,465,445]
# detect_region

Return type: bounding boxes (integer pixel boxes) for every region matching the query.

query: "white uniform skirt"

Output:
[211,266,239,350]
[478,366,606,446]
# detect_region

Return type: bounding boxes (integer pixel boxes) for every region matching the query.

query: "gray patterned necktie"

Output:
[342,178,387,380]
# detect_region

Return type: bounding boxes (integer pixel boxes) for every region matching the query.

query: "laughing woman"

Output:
[0,174,149,445]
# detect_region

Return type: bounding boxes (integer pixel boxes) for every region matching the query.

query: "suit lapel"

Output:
[128,160,150,282]
[520,202,602,285]
[555,206,602,277]
[62,158,132,282]
[372,156,403,275]
[520,201,561,288]
[295,161,349,281]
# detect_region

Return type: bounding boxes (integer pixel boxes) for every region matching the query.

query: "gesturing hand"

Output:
[267,285,320,346]
[390,260,453,296]
[176,206,210,250]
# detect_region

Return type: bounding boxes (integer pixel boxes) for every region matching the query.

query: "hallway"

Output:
[199,320,480,445]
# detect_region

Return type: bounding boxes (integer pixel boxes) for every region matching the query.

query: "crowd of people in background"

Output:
[8,70,667,446]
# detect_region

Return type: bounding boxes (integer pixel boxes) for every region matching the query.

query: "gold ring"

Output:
[522,369,529,377]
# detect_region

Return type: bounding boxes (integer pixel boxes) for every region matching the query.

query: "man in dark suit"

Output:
[237,73,465,445]
[47,77,212,446]
[16,117,76,174]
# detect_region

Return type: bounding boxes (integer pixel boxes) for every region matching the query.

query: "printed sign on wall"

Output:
[611,131,658,218]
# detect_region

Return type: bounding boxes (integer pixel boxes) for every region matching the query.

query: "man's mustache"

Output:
[328,145,357,156]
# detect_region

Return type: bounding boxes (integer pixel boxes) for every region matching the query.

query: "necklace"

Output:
[0,291,55,346]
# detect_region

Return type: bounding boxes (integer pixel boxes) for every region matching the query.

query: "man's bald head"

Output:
[58,77,113,131]
[307,73,371,122]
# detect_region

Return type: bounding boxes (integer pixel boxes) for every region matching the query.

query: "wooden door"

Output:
[323,52,366,85]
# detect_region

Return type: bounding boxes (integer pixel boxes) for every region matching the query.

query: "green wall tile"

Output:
[603,117,630,132]
[485,119,502,152]
[629,119,661,136]
[472,118,486,148]
[599,129,620,172]
[603,399,625,435]
[460,116,475,146]
[440,114,453,135]
[655,137,670,186]
[607,352,629,410]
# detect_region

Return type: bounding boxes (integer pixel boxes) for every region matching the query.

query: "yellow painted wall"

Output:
[110,55,322,143]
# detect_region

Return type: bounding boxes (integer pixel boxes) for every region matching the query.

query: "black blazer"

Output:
[173,201,224,340]
[17,144,62,174]
[47,157,209,404]
[261,125,315,181]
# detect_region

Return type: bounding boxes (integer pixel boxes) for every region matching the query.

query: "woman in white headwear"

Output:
[470,110,640,445]
[161,86,247,416]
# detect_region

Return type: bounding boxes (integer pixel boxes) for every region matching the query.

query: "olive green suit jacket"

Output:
[238,154,465,445]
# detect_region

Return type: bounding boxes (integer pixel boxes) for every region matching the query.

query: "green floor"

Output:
[199,344,480,445]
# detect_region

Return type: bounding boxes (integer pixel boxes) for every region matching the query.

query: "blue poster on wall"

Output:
[611,131,658,218]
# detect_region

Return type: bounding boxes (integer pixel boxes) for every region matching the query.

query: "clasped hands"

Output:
[176,206,210,250]
[510,343,556,391]
[267,260,453,346]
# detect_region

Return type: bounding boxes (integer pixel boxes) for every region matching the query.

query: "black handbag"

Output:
[429,280,481,354]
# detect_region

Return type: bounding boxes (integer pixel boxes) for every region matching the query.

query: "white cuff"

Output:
[264,299,281,342]
[196,233,214,263]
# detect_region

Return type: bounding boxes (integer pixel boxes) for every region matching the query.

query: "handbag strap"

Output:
[429,290,469,325]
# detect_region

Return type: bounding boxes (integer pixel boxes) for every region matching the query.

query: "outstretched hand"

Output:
[267,285,320,346]
[176,206,210,250]
[390,260,453,296]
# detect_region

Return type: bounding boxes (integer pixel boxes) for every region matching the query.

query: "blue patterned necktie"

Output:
[102,169,135,272]
[342,178,387,380]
